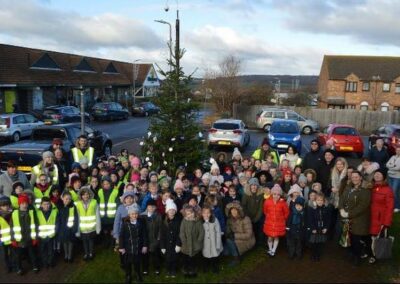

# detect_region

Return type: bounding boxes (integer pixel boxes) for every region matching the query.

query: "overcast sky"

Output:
[1,0,399,76]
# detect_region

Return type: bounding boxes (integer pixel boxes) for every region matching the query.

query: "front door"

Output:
[5,90,16,113]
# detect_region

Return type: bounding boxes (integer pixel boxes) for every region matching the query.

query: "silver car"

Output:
[0,114,44,142]
[256,108,319,135]
[208,119,250,150]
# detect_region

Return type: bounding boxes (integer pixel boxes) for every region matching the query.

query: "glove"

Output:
[75,232,81,238]
[161,249,166,254]
[11,241,18,248]
[142,247,148,254]
[175,246,181,253]
[119,248,126,255]
[32,239,39,246]
[286,227,290,231]
[340,209,349,218]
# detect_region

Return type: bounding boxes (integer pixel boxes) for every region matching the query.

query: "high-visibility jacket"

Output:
[71,147,94,167]
[76,200,97,233]
[0,216,11,245]
[36,209,58,239]
[252,148,280,164]
[97,188,119,218]
[67,206,75,228]
[69,190,79,202]
[11,210,37,242]
[33,186,52,209]
[32,164,59,185]
[10,195,18,210]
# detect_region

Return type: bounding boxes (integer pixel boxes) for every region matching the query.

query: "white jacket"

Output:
[386,155,400,178]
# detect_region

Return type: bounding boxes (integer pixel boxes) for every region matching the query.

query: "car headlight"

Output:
[268,134,275,140]
[293,135,301,141]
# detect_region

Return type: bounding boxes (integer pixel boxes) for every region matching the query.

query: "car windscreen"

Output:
[213,123,239,130]
[0,117,6,125]
[332,127,357,135]
[271,123,298,133]
[32,128,66,140]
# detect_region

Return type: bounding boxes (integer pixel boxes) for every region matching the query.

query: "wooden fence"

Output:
[232,104,400,133]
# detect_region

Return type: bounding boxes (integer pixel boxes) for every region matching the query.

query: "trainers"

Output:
[142,271,148,276]
[83,254,88,261]
[88,254,94,260]
[360,253,368,259]
[170,273,176,278]
[155,270,160,276]
[33,267,40,273]
[368,257,376,264]
[394,209,400,213]
[16,269,23,276]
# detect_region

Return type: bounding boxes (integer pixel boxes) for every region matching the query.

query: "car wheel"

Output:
[103,144,112,158]
[124,113,129,120]
[302,126,312,135]
[263,124,271,132]
[12,132,20,142]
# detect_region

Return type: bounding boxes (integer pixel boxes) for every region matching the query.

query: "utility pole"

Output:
[80,90,85,135]
[175,10,180,101]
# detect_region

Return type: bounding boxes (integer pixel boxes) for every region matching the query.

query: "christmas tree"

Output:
[140,47,208,175]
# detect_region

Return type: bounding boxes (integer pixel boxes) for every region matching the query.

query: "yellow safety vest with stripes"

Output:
[71,147,94,167]
[36,208,58,239]
[76,200,97,233]
[11,210,37,242]
[98,188,119,218]
[32,164,59,185]
[33,186,52,209]
[66,206,75,228]
[0,216,11,245]
[10,196,18,210]
[69,190,78,202]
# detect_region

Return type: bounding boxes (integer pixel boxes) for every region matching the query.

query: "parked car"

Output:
[0,114,44,142]
[132,102,160,117]
[41,106,91,125]
[207,119,250,150]
[369,124,400,155]
[256,108,319,135]
[317,124,364,158]
[91,102,129,121]
[267,119,302,154]
[0,123,112,175]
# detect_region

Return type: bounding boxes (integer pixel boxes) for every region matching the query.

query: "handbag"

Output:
[373,228,394,260]
[339,220,351,248]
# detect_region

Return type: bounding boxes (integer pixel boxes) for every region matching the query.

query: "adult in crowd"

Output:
[279,146,302,171]
[54,148,70,189]
[252,138,279,165]
[0,161,31,197]
[339,171,371,266]
[357,157,380,183]
[302,139,322,173]
[31,151,59,186]
[317,149,336,198]
[368,138,390,173]
[71,135,96,168]
[386,146,400,212]
[369,169,394,264]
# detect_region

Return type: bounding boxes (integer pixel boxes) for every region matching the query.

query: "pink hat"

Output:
[174,179,184,190]
[130,172,140,182]
[271,184,283,196]
[130,157,141,167]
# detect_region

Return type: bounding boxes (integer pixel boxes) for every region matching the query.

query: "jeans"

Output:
[388,177,400,209]
[223,239,239,257]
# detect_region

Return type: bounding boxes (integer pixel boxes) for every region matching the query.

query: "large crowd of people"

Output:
[0,135,397,283]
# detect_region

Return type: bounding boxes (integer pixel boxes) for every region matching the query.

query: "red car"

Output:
[317,124,364,158]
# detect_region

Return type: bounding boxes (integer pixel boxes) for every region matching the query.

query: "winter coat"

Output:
[112,204,130,239]
[302,149,322,173]
[307,205,331,234]
[225,202,255,255]
[179,217,204,257]
[386,154,400,179]
[156,198,166,216]
[263,197,289,237]
[223,195,241,210]
[160,215,182,258]
[317,159,335,197]
[241,185,264,223]
[0,171,31,197]
[279,153,302,170]
[339,185,371,236]
[140,193,161,213]
[286,209,306,240]
[202,217,223,258]
[141,212,162,252]
[357,162,380,183]
[368,146,390,171]
[370,183,394,235]
[119,218,148,256]
[57,203,79,242]
[213,206,226,234]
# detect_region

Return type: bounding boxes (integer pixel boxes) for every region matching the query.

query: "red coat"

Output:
[263,197,289,237]
[156,198,166,216]
[370,184,394,235]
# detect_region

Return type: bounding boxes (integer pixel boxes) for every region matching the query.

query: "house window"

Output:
[394,106,400,111]
[395,83,400,93]
[345,105,356,109]
[380,102,390,112]
[360,101,369,111]
[362,82,370,91]
[382,83,391,92]
[345,81,357,92]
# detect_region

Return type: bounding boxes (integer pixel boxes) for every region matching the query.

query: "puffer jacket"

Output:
[370,183,394,235]
[263,196,289,237]
[241,185,264,223]
[140,211,162,252]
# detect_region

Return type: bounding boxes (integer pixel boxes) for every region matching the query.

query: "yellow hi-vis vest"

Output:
[12,210,36,242]
[97,188,119,218]
[10,196,18,210]
[76,200,97,233]
[33,186,52,209]
[68,190,78,202]
[32,164,59,185]
[71,147,94,167]
[0,216,11,245]
[67,206,75,228]
[36,208,58,239]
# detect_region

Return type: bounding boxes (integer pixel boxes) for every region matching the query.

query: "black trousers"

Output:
[164,251,179,275]
[286,234,303,258]
[39,238,55,266]
[350,234,369,259]
[182,253,198,274]
[81,233,95,256]
[142,251,161,272]
[311,243,324,258]
[124,254,142,283]
[202,256,219,273]
[1,245,12,271]
[14,245,38,271]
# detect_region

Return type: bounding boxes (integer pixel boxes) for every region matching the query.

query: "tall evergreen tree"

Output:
[140,48,207,175]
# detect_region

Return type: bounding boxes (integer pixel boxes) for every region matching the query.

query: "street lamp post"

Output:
[80,90,85,135]
[154,19,172,71]
[371,75,381,111]
[132,59,141,106]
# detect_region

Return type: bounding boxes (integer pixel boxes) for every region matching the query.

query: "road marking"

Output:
[113,138,141,147]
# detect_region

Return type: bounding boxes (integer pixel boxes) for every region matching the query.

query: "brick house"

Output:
[0,44,160,113]
[318,55,400,111]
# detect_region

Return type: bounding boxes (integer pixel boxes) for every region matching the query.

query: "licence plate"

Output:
[218,141,231,145]
[17,166,32,172]
[44,121,52,125]
[340,146,353,151]
[277,144,288,148]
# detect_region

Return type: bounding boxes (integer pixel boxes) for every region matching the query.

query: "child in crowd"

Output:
[286,197,306,260]
[204,195,226,235]
[0,196,13,273]
[201,206,223,274]
[172,179,187,213]
[140,182,160,213]
[10,181,25,209]
[287,184,303,211]
[223,185,241,209]
[58,191,78,263]
[33,174,52,209]
[67,175,81,202]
